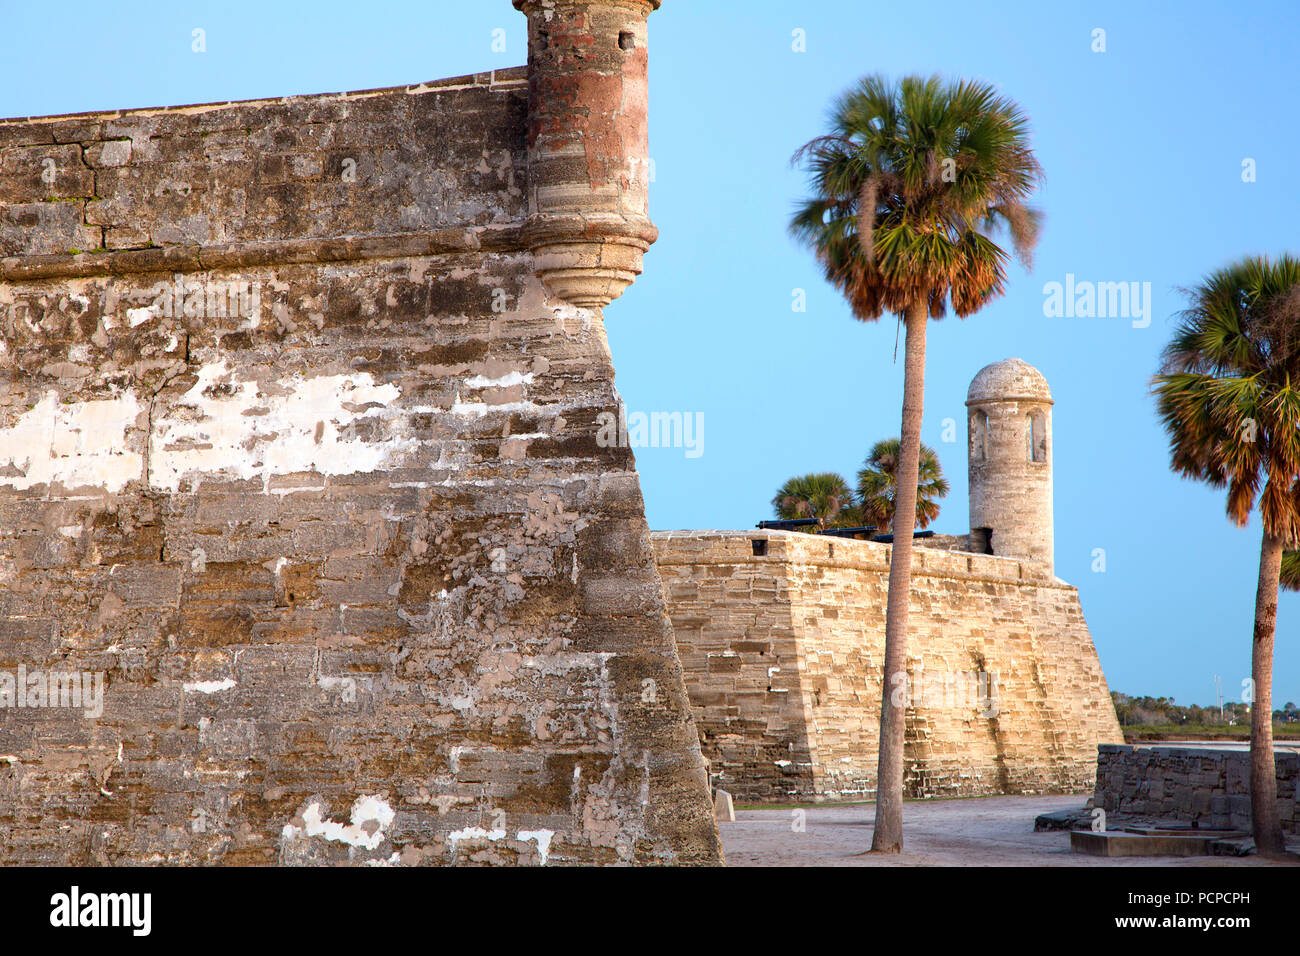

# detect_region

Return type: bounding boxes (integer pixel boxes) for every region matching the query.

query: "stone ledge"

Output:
[0,224,528,281]
[651,529,1063,589]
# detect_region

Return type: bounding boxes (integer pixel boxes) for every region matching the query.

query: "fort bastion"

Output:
[655,359,1123,803]
[0,0,724,866]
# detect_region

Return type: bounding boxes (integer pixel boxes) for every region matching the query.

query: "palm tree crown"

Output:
[771,472,858,528]
[790,74,1042,322]
[857,438,949,533]
[1153,254,1300,542]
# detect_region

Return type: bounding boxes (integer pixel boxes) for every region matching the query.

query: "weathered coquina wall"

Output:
[653,530,1123,803]
[0,0,722,866]
[1094,745,1299,834]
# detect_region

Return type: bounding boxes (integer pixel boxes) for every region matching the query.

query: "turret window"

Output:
[971,410,988,462]
[1027,410,1047,462]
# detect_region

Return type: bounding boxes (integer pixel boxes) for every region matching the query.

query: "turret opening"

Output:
[619,31,635,51]
[1027,409,1047,462]
[971,410,988,461]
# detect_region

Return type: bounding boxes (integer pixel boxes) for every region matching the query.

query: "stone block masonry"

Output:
[1094,744,1299,833]
[0,0,723,867]
[653,530,1123,803]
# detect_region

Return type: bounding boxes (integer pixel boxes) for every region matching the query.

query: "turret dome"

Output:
[966,358,1053,405]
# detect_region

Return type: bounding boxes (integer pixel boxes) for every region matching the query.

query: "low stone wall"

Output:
[1094,744,1300,833]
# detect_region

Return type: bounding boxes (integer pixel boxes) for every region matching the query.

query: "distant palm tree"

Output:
[857,439,949,534]
[771,473,858,529]
[1153,253,1300,858]
[791,75,1041,852]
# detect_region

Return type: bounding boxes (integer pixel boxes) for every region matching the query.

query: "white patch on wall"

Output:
[448,395,535,419]
[517,829,554,865]
[0,391,144,493]
[281,795,395,851]
[182,678,236,694]
[150,360,419,492]
[448,826,507,847]
[463,371,534,389]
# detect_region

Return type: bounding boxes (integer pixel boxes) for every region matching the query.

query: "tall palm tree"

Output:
[1153,254,1300,858]
[771,472,859,529]
[857,438,949,534]
[791,75,1041,852]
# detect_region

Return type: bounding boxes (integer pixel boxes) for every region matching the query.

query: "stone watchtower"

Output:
[514,0,660,308]
[966,358,1054,575]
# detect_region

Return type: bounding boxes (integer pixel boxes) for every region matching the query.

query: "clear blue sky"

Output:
[3,0,1297,709]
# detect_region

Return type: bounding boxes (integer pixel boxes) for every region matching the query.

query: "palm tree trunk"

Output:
[1250,529,1286,856]
[870,301,927,853]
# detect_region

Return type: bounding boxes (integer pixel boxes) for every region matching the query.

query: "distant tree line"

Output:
[1112,692,1300,727]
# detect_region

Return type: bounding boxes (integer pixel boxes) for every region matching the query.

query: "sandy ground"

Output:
[720,794,1300,866]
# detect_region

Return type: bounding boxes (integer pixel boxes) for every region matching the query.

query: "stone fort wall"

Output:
[653,530,1123,803]
[0,51,721,864]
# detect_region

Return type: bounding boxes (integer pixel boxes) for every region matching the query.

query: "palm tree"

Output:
[791,75,1041,852]
[857,438,949,534]
[771,472,859,529]
[1153,254,1300,858]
